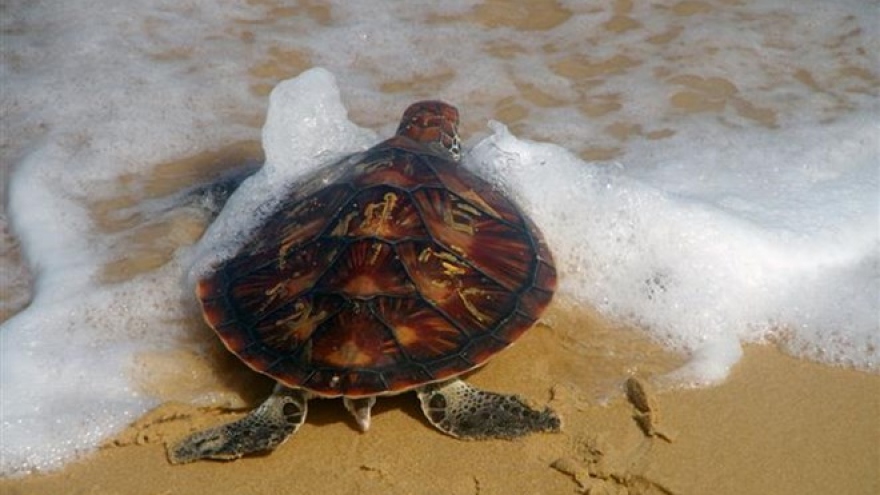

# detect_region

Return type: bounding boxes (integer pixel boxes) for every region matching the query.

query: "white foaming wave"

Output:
[186,68,377,283]
[1,2,267,476]
[469,117,878,385]
[0,274,178,475]
[0,144,196,475]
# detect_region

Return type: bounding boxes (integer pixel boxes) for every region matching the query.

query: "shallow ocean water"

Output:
[1,0,878,476]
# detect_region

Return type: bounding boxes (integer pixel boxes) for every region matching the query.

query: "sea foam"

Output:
[187,69,377,282]
[469,118,879,384]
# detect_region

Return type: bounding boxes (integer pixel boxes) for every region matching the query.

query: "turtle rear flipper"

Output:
[168,386,308,464]
[417,379,560,440]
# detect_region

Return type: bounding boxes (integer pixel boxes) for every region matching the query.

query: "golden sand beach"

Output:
[3,304,878,494]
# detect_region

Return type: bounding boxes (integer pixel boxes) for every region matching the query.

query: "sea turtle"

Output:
[169,101,559,464]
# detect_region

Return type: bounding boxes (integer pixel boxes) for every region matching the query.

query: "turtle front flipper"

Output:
[417,379,560,440]
[168,386,308,464]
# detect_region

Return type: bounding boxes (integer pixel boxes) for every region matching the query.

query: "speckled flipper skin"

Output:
[168,386,307,464]
[417,379,560,439]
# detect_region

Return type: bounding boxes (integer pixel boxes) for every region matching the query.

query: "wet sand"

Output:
[3,304,878,495]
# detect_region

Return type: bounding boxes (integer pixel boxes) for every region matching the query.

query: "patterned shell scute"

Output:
[198,140,556,398]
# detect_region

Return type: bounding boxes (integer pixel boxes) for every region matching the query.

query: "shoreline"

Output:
[3,306,877,495]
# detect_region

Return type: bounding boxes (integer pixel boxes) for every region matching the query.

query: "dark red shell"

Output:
[198,114,556,398]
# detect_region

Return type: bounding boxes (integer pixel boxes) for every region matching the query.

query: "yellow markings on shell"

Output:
[277,217,323,268]
[457,202,481,217]
[277,227,300,268]
[457,287,492,323]
[278,197,328,267]
[368,242,383,265]
[419,247,467,277]
[274,300,328,343]
[417,245,494,324]
[441,261,466,276]
[419,247,457,264]
[274,300,306,326]
[417,246,434,263]
[443,199,477,235]
[360,192,399,234]
[257,282,287,313]
[435,252,466,278]
[459,190,503,220]
[266,282,285,297]
[331,210,359,236]
[275,301,327,326]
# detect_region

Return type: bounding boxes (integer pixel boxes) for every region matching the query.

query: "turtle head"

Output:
[395,100,461,162]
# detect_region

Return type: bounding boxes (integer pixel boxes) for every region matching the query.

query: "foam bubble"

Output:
[0,262,189,475]
[188,68,376,280]
[468,118,878,384]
